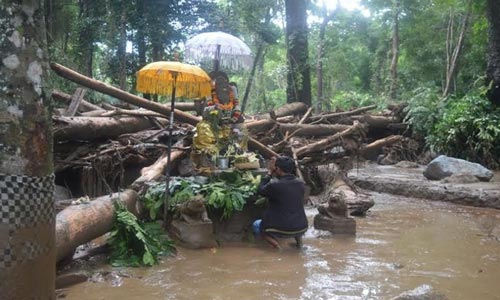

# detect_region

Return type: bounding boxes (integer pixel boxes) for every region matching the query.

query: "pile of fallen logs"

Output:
[51,63,421,262]
[51,62,413,197]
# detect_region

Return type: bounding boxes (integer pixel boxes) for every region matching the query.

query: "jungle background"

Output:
[46,0,500,169]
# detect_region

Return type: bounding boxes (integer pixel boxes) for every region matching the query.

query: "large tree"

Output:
[486,0,500,105]
[0,1,55,299]
[285,0,312,106]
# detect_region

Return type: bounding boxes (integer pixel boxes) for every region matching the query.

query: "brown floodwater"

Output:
[62,193,500,300]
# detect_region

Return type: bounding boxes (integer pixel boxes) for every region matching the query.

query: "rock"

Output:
[391,284,447,300]
[423,155,493,181]
[313,214,356,234]
[440,173,480,184]
[169,220,217,249]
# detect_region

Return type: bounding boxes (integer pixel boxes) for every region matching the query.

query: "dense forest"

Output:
[1,2,500,296]
[42,0,500,168]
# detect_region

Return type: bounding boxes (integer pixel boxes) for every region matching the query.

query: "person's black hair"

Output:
[275,156,296,174]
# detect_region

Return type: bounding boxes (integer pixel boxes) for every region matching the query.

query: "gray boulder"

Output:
[423,155,493,181]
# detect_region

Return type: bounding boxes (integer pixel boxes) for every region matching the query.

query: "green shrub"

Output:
[109,200,175,267]
[404,86,444,138]
[330,91,386,111]
[428,92,500,169]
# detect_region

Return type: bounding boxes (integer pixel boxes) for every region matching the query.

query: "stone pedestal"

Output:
[313,214,356,235]
[169,220,217,249]
[210,201,265,242]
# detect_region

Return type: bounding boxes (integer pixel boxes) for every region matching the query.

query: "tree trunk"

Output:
[316,2,336,112]
[56,190,139,262]
[53,116,168,142]
[486,0,500,105]
[0,2,55,298]
[241,7,271,113]
[118,8,127,91]
[241,43,265,113]
[295,122,366,157]
[285,0,312,106]
[257,48,269,111]
[388,0,400,101]
[77,0,94,77]
[52,89,199,113]
[255,102,308,120]
[443,2,472,97]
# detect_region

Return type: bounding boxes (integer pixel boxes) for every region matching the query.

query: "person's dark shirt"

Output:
[257,174,308,234]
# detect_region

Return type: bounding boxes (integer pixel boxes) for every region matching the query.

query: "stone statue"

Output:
[313,190,356,234]
[317,190,348,218]
[175,195,210,224]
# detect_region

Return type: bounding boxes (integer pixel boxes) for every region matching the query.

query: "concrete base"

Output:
[169,220,217,249]
[313,214,356,235]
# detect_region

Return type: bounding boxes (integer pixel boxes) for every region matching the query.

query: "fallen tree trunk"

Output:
[295,121,366,157]
[245,118,275,132]
[256,102,308,119]
[133,149,186,183]
[360,135,403,159]
[53,89,199,113]
[51,63,201,125]
[52,89,104,112]
[51,63,277,158]
[63,88,87,117]
[352,114,399,128]
[53,116,167,141]
[56,189,139,262]
[100,108,168,119]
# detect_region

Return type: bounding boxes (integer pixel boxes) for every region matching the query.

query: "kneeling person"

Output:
[255,156,308,249]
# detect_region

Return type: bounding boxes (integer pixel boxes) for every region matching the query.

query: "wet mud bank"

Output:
[349,163,500,209]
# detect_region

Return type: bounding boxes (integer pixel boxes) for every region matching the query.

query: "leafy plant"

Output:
[142,178,202,220]
[330,91,386,111]
[141,171,263,221]
[108,200,175,267]
[404,85,444,138]
[428,91,500,169]
[200,171,262,219]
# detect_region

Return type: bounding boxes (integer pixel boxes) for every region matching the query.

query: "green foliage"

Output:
[142,178,203,220]
[200,171,262,219]
[404,85,444,138]
[330,91,386,110]
[141,171,262,221]
[108,200,175,267]
[428,91,500,168]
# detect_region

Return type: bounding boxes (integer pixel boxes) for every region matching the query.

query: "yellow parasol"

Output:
[136,61,211,97]
[136,61,211,225]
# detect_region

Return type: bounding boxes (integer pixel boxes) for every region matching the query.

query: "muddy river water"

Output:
[63,192,500,300]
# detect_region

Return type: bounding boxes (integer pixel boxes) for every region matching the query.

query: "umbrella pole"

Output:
[213,44,221,72]
[164,75,177,227]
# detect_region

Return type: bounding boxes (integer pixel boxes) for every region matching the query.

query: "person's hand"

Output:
[267,156,277,176]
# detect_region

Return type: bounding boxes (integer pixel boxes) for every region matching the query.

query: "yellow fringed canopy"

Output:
[136,61,211,98]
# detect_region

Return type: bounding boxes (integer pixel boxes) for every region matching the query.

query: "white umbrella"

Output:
[185,31,253,71]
